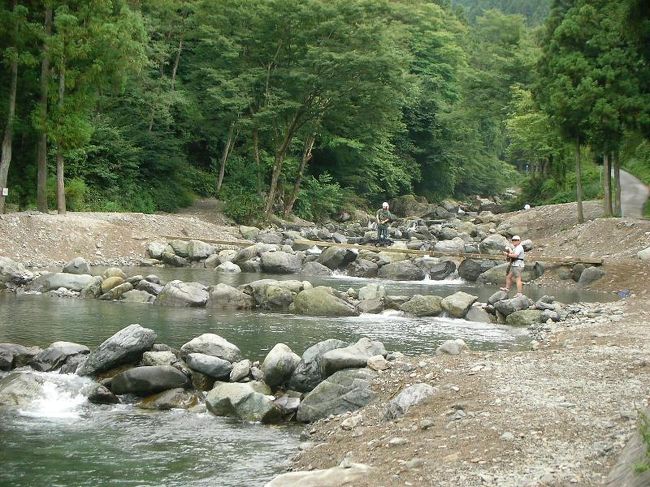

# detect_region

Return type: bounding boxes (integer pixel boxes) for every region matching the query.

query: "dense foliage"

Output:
[0,0,648,223]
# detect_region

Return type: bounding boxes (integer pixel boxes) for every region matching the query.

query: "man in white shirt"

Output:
[501,235,525,295]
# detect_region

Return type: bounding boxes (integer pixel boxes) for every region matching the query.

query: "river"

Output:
[0,269,615,486]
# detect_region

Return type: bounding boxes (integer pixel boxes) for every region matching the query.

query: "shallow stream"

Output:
[0,269,615,486]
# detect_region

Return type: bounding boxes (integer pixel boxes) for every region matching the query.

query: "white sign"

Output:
[1,188,7,196]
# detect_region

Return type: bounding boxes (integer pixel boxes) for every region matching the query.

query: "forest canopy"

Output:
[0,0,648,222]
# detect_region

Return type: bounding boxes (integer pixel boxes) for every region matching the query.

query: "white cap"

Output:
[511,235,521,241]
[382,202,389,208]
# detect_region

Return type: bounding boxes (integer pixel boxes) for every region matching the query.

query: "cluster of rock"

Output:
[0,324,430,425]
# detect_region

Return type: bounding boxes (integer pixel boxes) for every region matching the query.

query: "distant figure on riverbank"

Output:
[501,235,525,295]
[376,202,394,244]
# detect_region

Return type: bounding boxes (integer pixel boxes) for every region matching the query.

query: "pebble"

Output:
[388,437,409,447]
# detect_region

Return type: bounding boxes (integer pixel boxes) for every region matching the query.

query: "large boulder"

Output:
[293,287,359,317]
[505,309,544,326]
[233,243,278,265]
[155,280,209,307]
[288,339,349,393]
[261,343,301,388]
[0,256,34,289]
[479,234,509,254]
[121,289,156,304]
[399,295,443,317]
[320,338,386,377]
[36,272,96,292]
[441,291,478,319]
[300,261,333,276]
[206,283,254,310]
[358,284,386,301]
[458,259,499,282]
[428,261,456,280]
[77,324,157,376]
[137,388,202,410]
[136,279,163,296]
[637,247,650,261]
[187,240,216,261]
[30,341,90,372]
[0,372,47,407]
[0,343,42,371]
[434,237,466,254]
[62,257,91,275]
[578,266,605,286]
[215,261,241,273]
[167,240,190,257]
[185,353,233,379]
[161,251,189,267]
[377,261,426,281]
[206,381,282,423]
[147,242,167,259]
[384,383,437,420]
[317,247,355,270]
[466,307,493,323]
[110,365,190,395]
[180,333,241,363]
[347,259,379,278]
[296,368,377,422]
[494,294,532,317]
[260,251,302,274]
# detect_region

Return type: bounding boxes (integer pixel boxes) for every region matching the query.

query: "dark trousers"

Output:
[378,225,388,241]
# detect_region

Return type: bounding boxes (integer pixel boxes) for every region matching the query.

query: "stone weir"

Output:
[0,254,577,327]
[0,323,442,427]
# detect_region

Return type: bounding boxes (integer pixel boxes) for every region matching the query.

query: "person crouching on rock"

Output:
[501,235,525,296]
[376,202,393,244]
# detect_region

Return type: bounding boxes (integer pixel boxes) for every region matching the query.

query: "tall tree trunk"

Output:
[252,127,263,196]
[171,37,183,91]
[613,151,622,217]
[603,153,612,217]
[575,137,584,224]
[216,122,236,194]
[284,133,315,217]
[0,11,18,214]
[36,6,53,213]
[56,65,66,215]
[264,111,302,216]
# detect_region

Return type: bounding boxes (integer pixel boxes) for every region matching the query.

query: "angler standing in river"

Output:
[502,235,525,296]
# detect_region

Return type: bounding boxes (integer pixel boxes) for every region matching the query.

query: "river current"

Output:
[0,269,615,486]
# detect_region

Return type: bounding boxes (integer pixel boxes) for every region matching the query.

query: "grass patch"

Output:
[634,412,650,473]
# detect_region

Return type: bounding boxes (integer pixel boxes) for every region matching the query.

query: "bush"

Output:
[295,173,344,222]
[46,177,88,211]
[221,185,264,224]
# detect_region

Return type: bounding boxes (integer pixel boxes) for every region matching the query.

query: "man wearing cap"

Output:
[376,202,393,243]
[502,235,525,295]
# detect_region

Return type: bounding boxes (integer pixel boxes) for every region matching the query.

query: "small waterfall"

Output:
[19,373,90,420]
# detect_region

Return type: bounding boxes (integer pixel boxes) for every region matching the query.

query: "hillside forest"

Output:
[0,0,649,223]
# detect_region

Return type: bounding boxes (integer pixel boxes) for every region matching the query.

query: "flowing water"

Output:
[0,269,616,486]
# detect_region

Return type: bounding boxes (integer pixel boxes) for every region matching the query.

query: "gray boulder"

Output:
[0,343,42,371]
[146,242,167,259]
[155,280,209,307]
[121,289,156,304]
[111,365,190,395]
[80,276,104,298]
[434,237,465,254]
[136,279,164,296]
[257,231,283,245]
[261,343,301,388]
[347,259,379,278]
[296,368,377,423]
[180,333,241,363]
[77,324,157,376]
[62,257,91,275]
[141,351,177,367]
[233,243,278,265]
[317,247,348,269]
[87,383,120,405]
[458,259,499,282]
[216,261,241,273]
[377,261,426,281]
[187,240,216,261]
[488,290,508,305]
[161,251,189,267]
[137,387,201,410]
[479,234,509,254]
[263,284,295,309]
[320,338,386,377]
[206,283,254,310]
[506,309,544,326]
[0,372,47,406]
[494,294,532,317]
[293,287,359,317]
[260,251,302,274]
[288,339,349,393]
[384,383,437,420]
[0,256,34,289]
[441,291,478,318]
[358,284,386,301]
[206,381,281,423]
[36,272,96,292]
[466,307,493,323]
[30,341,90,372]
[357,299,384,314]
[240,225,260,240]
[168,240,190,257]
[399,295,443,317]
[186,353,233,379]
[99,282,134,301]
[300,261,333,276]
[428,261,456,280]
[578,266,605,286]
[436,339,468,355]
[637,247,650,261]
[239,258,262,273]
[230,359,252,382]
